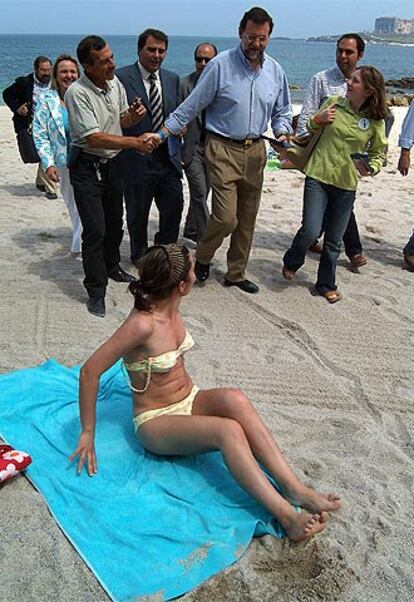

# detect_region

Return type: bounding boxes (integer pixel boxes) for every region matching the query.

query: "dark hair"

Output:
[34,56,51,70]
[137,29,169,52]
[356,65,388,120]
[51,54,79,91]
[239,6,274,35]
[193,42,218,61]
[337,33,365,55]
[77,35,107,67]
[129,244,191,311]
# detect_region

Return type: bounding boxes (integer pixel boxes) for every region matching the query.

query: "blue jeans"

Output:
[283,177,356,293]
[404,230,414,256]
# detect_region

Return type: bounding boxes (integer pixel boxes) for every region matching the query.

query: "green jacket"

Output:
[305,96,387,191]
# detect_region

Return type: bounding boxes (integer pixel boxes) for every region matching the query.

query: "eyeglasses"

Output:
[243,34,269,43]
[195,56,211,63]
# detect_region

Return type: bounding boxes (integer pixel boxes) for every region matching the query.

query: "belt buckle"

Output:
[244,139,254,148]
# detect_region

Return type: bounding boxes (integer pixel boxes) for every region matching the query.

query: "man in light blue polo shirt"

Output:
[164,6,292,293]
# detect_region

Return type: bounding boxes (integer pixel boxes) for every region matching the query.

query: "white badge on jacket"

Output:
[359,118,370,130]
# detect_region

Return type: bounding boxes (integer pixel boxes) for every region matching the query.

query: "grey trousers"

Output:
[183,144,210,243]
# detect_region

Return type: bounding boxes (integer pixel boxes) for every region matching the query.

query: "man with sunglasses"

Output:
[163,7,292,293]
[180,42,218,245]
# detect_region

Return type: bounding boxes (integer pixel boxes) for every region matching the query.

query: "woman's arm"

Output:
[367,119,387,175]
[32,101,55,171]
[306,96,339,133]
[69,314,154,476]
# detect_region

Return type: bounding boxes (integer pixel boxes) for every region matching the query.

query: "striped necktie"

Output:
[149,73,163,132]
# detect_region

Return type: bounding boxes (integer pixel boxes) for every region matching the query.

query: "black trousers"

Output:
[124,151,183,263]
[70,154,123,298]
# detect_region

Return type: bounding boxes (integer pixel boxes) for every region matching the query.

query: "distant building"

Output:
[375,17,414,35]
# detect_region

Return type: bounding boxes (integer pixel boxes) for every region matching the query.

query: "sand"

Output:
[0,103,413,601]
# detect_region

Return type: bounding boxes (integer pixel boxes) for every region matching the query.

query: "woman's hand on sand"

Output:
[315,105,336,125]
[69,431,97,476]
[46,166,60,183]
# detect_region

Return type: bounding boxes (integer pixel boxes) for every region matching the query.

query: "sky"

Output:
[0,0,413,38]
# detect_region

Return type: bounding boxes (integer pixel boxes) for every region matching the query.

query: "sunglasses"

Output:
[195,56,211,63]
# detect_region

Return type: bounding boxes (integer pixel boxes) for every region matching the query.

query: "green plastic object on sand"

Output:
[266,149,281,171]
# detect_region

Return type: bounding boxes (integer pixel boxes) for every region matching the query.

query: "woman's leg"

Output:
[138,413,328,542]
[192,388,341,514]
[315,186,356,294]
[58,166,82,253]
[283,177,328,273]
[342,210,364,260]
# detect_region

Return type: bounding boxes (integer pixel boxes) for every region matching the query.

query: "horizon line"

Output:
[0,32,306,39]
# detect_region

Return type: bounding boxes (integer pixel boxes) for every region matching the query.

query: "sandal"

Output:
[323,290,343,303]
[311,287,343,303]
[282,265,295,281]
[349,254,367,269]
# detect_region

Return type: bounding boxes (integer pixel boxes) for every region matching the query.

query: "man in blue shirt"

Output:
[397,100,414,271]
[164,6,292,293]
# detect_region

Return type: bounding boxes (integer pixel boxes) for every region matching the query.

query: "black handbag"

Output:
[16,127,40,164]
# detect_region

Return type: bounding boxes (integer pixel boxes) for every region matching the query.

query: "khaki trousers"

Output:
[196,134,266,281]
[35,164,59,195]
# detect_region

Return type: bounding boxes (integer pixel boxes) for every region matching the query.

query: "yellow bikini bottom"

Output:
[133,385,199,431]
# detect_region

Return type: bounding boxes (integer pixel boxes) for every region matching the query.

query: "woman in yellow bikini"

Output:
[70,244,341,542]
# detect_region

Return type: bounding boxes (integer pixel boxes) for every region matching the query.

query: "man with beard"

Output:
[295,34,369,268]
[3,55,59,199]
[163,7,292,293]
[180,42,217,244]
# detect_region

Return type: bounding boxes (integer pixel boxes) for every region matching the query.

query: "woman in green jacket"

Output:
[282,66,388,303]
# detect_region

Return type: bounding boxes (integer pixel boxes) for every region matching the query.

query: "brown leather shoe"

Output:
[349,254,368,269]
[404,254,414,271]
[308,241,323,254]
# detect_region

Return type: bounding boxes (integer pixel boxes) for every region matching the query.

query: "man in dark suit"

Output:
[3,55,59,199]
[181,42,217,244]
[117,29,184,266]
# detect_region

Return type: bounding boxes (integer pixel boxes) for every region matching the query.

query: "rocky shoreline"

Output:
[385,78,414,106]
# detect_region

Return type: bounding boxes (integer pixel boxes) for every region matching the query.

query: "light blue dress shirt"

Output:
[165,45,292,139]
[399,100,414,149]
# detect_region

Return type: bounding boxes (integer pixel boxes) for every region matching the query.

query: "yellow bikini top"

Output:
[123,330,194,393]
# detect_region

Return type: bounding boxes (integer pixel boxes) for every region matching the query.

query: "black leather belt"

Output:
[79,150,111,164]
[207,131,261,147]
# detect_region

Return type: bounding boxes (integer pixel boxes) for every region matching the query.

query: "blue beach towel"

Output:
[0,360,287,601]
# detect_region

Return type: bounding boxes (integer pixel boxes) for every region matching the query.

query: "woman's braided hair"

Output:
[129,244,191,311]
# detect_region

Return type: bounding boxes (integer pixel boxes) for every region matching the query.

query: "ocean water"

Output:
[1,34,413,103]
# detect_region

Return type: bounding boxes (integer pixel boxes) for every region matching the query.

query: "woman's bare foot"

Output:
[285,485,341,514]
[283,510,328,542]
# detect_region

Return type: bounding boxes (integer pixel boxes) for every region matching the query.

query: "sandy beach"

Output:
[0,103,413,601]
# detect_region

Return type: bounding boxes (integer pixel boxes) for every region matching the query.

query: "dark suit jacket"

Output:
[116,63,182,183]
[180,71,204,166]
[2,73,35,133]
